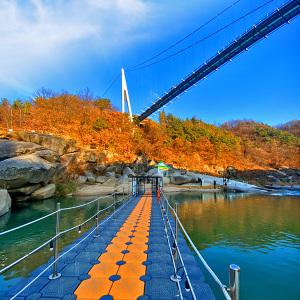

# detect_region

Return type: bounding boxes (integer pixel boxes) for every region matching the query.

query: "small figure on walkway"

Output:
[223,181,228,192]
[213,180,216,189]
[156,188,161,201]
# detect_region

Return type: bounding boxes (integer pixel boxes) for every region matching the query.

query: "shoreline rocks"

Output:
[0,189,12,216]
[31,184,56,200]
[0,154,57,189]
[0,131,299,209]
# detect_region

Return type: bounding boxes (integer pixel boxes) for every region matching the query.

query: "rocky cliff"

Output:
[0,132,142,208]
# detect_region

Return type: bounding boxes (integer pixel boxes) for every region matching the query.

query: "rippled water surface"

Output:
[0,192,299,299]
[167,192,300,300]
[0,195,118,296]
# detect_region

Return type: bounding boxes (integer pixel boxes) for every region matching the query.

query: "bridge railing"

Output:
[161,192,240,300]
[0,192,132,299]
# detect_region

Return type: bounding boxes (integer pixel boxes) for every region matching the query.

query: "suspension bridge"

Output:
[1,0,299,299]
[137,0,299,122]
[117,0,300,122]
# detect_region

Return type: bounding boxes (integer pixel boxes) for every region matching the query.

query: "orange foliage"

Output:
[1,95,299,172]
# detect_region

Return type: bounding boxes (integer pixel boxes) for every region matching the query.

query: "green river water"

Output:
[0,192,299,299]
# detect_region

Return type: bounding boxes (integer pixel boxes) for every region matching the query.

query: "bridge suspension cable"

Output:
[138,0,300,121]
[131,0,276,71]
[100,73,120,98]
[128,0,243,70]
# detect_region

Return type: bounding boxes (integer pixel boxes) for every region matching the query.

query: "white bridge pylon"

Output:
[121,68,133,122]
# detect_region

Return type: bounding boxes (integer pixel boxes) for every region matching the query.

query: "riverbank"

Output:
[1,132,299,215]
[72,183,222,196]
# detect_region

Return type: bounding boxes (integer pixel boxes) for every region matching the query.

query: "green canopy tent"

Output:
[156,162,169,171]
[155,162,169,176]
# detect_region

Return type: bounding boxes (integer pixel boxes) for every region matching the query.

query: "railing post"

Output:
[166,195,169,217]
[174,202,178,261]
[113,193,116,218]
[49,202,61,280]
[94,198,100,237]
[169,199,181,283]
[229,264,240,300]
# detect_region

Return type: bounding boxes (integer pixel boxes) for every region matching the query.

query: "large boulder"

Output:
[123,167,135,177]
[84,171,96,183]
[9,184,42,195]
[170,175,198,185]
[105,171,116,178]
[78,176,87,184]
[96,176,108,184]
[0,140,42,161]
[0,189,12,216]
[34,149,60,163]
[31,184,56,200]
[105,165,123,174]
[0,154,57,189]
[16,132,77,155]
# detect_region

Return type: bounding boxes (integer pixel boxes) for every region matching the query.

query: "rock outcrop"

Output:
[0,140,42,161]
[16,132,77,155]
[83,171,96,183]
[96,176,108,184]
[170,174,198,185]
[0,189,12,216]
[9,184,42,195]
[0,136,68,203]
[31,184,56,200]
[0,154,57,189]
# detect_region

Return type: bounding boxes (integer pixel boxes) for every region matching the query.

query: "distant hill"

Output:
[277,120,300,137]
[1,94,299,174]
[222,120,300,169]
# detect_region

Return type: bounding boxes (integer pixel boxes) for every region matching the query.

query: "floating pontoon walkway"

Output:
[4,193,215,300]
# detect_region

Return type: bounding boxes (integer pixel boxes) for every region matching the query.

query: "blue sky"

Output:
[0,0,299,125]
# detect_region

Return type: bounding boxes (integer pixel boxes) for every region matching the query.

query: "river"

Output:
[167,192,300,300]
[0,192,299,299]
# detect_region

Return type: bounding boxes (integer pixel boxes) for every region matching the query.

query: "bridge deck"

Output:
[4,194,214,300]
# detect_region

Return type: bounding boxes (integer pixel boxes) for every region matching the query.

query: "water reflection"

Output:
[167,192,300,300]
[1,192,299,299]
[0,195,117,283]
[168,192,300,250]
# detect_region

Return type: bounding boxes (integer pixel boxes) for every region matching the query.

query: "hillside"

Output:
[222,120,300,169]
[277,120,300,137]
[1,94,299,176]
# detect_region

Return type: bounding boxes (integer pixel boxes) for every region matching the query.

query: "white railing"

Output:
[0,192,132,295]
[161,192,240,300]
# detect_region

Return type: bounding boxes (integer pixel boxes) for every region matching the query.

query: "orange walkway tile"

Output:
[74,194,152,300]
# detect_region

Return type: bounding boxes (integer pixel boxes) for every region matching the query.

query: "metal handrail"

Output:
[9,195,132,300]
[0,211,57,237]
[0,194,113,237]
[162,192,232,300]
[0,193,130,275]
[58,197,123,237]
[60,194,111,211]
[161,202,197,299]
[0,236,57,274]
[158,198,184,299]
